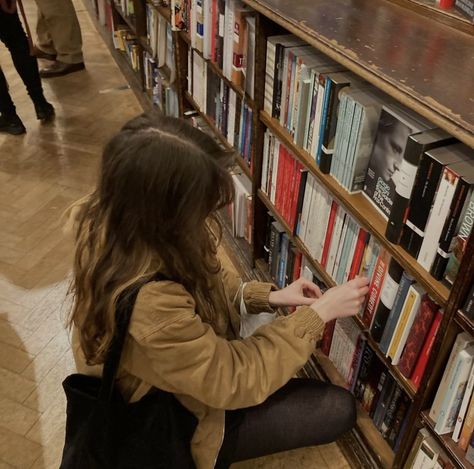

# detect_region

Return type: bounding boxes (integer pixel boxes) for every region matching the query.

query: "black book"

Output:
[387,394,411,448]
[269,221,285,281]
[294,169,308,235]
[206,68,220,123]
[385,129,455,243]
[370,258,404,342]
[400,143,466,258]
[463,283,474,319]
[372,373,396,429]
[380,383,403,438]
[431,159,474,279]
[285,245,296,287]
[354,344,375,401]
[263,212,274,264]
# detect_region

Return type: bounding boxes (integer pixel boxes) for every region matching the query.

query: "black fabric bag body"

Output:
[60,275,198,469]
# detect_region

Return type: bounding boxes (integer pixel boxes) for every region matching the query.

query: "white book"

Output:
[389,284,424,365]
[418,166,459,271]
[298,174,315,241]
[304,182,322,256]
[326,207,345,275]
[191,0,197,49]
[244,16,256,99]
[452,362,474,441]
[269,139,280,205]
[187,47,193,94]
[436,345,474,435]
[430,332,474,423]
[223,0,236,79]
[314,189,332,263]
[261,130,271,194]
[227,89,237,146]
[203,0,212,59]
[309,74,327,158]
[332,214,350,280]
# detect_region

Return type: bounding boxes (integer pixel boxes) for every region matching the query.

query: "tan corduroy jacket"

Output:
[72,268,325,469]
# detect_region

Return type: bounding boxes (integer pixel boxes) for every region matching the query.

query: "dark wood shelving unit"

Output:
[184,92,253,179]
[455,310,474,337]
[420,411,474,469]
[244,0,474,148]
[113,3,138,33]
[260,110,451,308]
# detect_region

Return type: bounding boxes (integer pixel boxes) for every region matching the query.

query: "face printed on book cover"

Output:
[372,119,411,184]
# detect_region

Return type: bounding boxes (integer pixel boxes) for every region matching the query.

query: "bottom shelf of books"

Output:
[314,350,395,468]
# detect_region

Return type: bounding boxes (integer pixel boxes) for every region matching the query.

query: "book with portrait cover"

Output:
[363,106,431,219]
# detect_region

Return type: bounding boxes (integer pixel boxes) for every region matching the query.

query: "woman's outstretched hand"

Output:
[268,277,323,307]
[310,277,370,323]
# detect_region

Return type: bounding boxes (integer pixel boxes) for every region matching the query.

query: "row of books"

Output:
[113,26,142,72]
[173,0,256,98]
[263,34,474,287]
[429,332,474,458]
[189,50,253,168]
[143,53,179,116]
[146,2,176,82]
[404,428,455,468]
[325,320,412,450]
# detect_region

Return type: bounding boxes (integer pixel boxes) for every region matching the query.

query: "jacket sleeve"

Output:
[128,280,325,410]
[220,267,276,315]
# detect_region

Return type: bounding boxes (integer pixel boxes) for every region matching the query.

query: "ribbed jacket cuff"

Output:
[291,306,326,342]
[243,281,276,314]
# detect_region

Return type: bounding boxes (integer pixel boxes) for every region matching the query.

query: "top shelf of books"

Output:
[243,0,474,148]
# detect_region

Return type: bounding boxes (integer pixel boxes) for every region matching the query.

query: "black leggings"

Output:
[0,10,46,116]
[215,378,357,468]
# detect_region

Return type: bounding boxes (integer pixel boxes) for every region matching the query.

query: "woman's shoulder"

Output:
[131,279,197,340]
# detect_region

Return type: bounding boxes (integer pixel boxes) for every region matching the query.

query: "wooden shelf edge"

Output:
[243,0,474,148]
[146,0,172,23]
[420,411,474,469]
[260,110,450,307]
[184,92,253,180]
[455,310,474,337]
[257,188,417,399]
[315,350,395,469]
[113,3,138,34]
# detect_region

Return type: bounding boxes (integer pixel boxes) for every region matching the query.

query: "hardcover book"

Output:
[363,106,429,219]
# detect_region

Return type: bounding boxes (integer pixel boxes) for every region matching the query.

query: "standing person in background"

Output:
[0,0,54,135]
[33,0,85,78]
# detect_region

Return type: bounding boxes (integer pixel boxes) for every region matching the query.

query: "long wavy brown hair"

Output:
[68,112,235,365]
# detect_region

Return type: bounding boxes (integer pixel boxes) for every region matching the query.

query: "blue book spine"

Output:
[379,271,415,354]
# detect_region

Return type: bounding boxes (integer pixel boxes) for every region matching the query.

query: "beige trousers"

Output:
[35,0,84,64]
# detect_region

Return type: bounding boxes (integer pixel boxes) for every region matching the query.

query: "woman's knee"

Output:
[335,387,357,432]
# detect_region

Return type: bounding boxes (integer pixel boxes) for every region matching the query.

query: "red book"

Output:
[348,228,369,280]
[283,154,297,224]
[362,248,391,328]
[320,320,336,356]
[398,295,439,378]
[292,251,303,281]
[320,201,338,268]
[279,148,291,221]
[411,309,443,389]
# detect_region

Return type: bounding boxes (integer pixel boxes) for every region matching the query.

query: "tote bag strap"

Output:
[99,272,169,402]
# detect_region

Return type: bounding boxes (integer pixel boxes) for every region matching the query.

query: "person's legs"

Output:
[34,0,83,64]
[216,378,356,468]
[0,10,54,124]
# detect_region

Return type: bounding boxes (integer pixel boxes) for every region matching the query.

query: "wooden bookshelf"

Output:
[315,350,395,469]
[243,0,474,148]
[184,91,253,179]
[260,110,451,307]
[257,188,418,399]
[87,0,474,467]
[113,3,138,33]
[420,411,474,469]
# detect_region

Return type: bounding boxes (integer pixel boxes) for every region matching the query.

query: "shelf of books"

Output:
[86,0,474,467]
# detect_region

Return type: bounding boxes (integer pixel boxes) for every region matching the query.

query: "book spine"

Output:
[398,295,439,378]
[385,133,426,243]
[459,389,474,450]
[316,76,333,168]
[417,166,459,271]
[362,248,390,328]
[400,154,444,258]
[320,200,339,268]
[378,271,414,353]
[411,309,443,389]
[452,366,474,442]
[431,181,471,280]
[370,258,404,342]
[380,384,403,437]
[294,170,308,235]
[321,319,336,356]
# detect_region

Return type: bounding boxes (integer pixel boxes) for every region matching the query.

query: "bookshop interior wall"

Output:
[85,0,474,466]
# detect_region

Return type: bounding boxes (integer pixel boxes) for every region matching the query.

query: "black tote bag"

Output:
[60,275,198,469]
